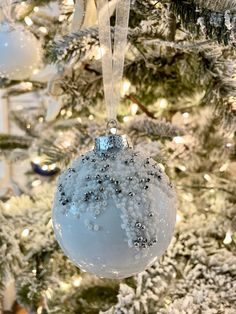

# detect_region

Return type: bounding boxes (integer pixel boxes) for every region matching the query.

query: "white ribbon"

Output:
[97,0,130,120]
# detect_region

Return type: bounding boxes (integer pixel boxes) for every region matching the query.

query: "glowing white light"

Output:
[21,1,26,5]
[63,140,72,148]
[182,112,189,118]
[89,114,94,120]
[60,282,71,291]
[123,116,130,123]
[61,109,66,116]
[32,269,36,274]
[176,212,182,223]
[24,16,33,26]
[65,0,74,5]
[39,27,48,34]
[32,180,41,187]
[42,165,49,171]
[203,174,211,182]
[72,276,82,287]
[33,157,41,164]
[37,306,43,314]
[4,203,10,210]
[33,6,39,12]
[173,136,184,144]
[32,69,39,75]
[58,15,65,22]
[159,98,168,109]
[178,165,186,172]
[219,163,228,172]
[121,79,131,97]
[77,117,82,123]
[21,228,30,237]
[130,103,138,115]
[49,163,57,170]
[26,124,31,129]
[226,143,232,148]
[21,82,33,89]
[66,110,73,117]
[223,231,232,245]
[39,117,44,123]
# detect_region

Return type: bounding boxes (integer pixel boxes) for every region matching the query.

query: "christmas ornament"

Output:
[31,160,59,177]
[52,0,176,279]
[53,133,176,278]
[0,23,42,80]
[31,149,59,177]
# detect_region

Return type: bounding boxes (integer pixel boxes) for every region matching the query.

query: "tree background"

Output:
[0,0,235,313]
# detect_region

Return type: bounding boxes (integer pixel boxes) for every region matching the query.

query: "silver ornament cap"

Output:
[94,134,129,153]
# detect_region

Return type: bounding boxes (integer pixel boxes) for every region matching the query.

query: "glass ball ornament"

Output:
[52,134,176,279]
[0,23,42,80]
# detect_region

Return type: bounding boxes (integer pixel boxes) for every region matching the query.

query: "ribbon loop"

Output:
[97,0,131,120]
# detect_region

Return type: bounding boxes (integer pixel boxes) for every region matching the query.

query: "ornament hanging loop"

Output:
[97,0,131,121]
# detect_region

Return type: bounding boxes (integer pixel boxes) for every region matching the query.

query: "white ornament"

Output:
[0,23,42,80]
[52,135,176,279]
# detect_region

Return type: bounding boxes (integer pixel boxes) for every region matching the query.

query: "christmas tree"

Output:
[0,0,236,313]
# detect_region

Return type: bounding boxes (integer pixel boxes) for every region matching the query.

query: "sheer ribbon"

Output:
[97,0,130,121]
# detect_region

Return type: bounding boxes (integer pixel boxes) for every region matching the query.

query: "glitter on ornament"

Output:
[52,134,176,279]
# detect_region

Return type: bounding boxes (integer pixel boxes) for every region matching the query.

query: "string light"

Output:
[32,179,41,187]
[182,112,189,118]
[60,282,71,291]
[123,116,130,123]
[178,165,187,172]
[66,110,73,118]
[21,228,30,238]
[223,231,232,245]
[37,306,43,314]
[203,174,212,182]
[4,203,10,210]
[173,136,184,144]
[72,276,82,287]
[130,103,138,115]
[24,16,33,26]
[226,143,232,148]
[38,117,44,123]
[26,124,31,129]
[48,163,57,170]
[61,109,66,116]
[121,79,131,97]
[89,114,94,120]
[39,27,48,34]
[33,6,39,12]
[65,0,74,5]
[219,163,228,172]
[159,98,168,109]
[176,212,183,224]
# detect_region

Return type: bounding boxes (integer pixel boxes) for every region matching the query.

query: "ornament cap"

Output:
[94,134,129,153]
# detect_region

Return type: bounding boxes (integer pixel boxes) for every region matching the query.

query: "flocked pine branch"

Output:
[127,116,184,139]
[195,0,236,11]
[170,0,236,45]
[0,134,32,151]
